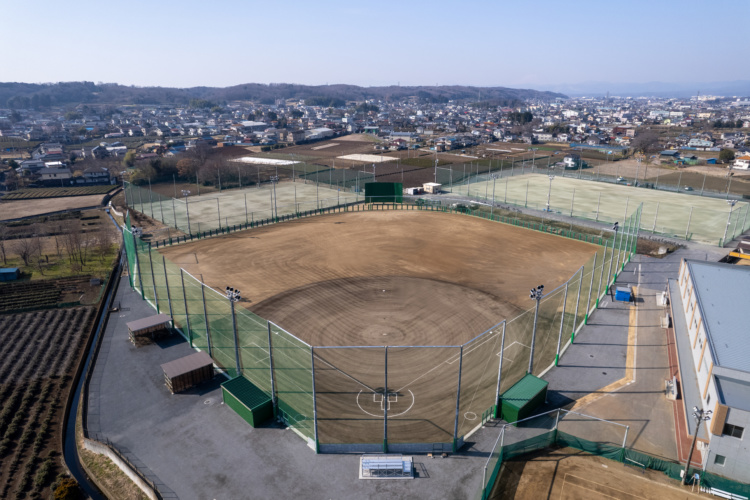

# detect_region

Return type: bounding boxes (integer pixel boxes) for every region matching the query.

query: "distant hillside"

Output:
[0,81,566,109]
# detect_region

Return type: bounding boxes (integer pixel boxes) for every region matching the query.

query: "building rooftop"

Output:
[715,375,750,412]
[687,260,750,373]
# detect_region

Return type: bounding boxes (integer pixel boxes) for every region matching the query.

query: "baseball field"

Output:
[159,210,598,447]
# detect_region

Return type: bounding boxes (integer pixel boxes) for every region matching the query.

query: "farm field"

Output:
[1,185,117,200]
[0,307,96,499]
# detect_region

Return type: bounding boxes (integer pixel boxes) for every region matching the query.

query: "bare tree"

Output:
[631,130,660,154]
[93,223,115,262]
[11,237,40,266]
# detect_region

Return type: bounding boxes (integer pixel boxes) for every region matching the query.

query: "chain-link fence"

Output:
[121,200,641,452]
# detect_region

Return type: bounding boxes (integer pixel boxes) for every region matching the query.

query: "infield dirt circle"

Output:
[160,210,597,446]
[162,210,594,346]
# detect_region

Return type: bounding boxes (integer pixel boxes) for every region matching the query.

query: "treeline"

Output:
[1,81,566,109]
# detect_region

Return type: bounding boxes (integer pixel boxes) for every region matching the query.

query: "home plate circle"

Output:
[464,412,477,421]
[356,389,415,417]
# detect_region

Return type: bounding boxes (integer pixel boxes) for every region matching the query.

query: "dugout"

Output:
[160,351,214,394]
[126,314,171,345]
[221,376,273,428]
[499,374,548,426]
[365,182,403,203]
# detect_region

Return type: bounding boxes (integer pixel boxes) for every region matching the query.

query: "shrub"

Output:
[54,478,83,500]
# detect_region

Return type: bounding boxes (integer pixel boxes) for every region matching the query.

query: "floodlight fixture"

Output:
[527,283,545,374]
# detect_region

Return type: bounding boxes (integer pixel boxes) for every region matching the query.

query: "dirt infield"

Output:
[160,211,596,345]
[160,210,597,446]
[493,448,702,500]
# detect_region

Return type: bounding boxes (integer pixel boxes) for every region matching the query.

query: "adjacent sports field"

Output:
[160,211,597,446]
[492,448,702,500]
[450,173,750,245]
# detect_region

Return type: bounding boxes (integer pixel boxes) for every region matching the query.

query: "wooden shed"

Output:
[161,351,214,394]
[126,314,171,345]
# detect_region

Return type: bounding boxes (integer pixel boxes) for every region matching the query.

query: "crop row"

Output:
[0,308,93,497]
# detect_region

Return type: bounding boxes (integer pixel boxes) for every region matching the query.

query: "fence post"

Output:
[555,283,568,366]
[244,193,249,224]
[200,283,212,358]
[453,345,463,453]
[179,269,192,347]
[595,192,601,221]
[311,347,319,453]
[267,322,277,417]
[570,188,575,217]
[585,252,596,324]
[132,233,145,299]
[685,206,693,240]
[384,346,388,453]
[652,202,659,233]
[147,243,159,312]
[621,425,630,462]
[162,256,173,324]
[217,198,222,229]
[554,408,561,442]
[230,298,241,378]
[494,322,506,418]
[571,267,583,343]
[172,197,178,229]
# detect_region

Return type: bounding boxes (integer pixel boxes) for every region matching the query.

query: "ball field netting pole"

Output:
[554,283,568,366]
[494,322,506,418]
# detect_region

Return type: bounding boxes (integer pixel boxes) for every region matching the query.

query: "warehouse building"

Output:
[672,260,750,482]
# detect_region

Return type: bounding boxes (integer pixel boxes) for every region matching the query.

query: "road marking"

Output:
[571,283,638,411]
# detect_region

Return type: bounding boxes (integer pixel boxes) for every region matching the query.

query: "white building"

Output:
[733,156,750,170]
[673,260,750,482]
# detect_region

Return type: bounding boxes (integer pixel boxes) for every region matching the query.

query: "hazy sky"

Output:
[2,0,747,91]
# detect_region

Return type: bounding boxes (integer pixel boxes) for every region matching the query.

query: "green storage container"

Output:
[500,374,548,426]
[221,376,273,428]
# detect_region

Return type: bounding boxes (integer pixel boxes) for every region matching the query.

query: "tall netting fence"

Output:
[270,322,315,444]
[313,346,385,452]
[119,200,643,453]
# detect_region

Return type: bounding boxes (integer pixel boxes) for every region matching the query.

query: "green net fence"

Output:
[270,322,315,442]
[120,199,643,453]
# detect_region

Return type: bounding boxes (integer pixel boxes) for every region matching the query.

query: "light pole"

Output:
[723,199,738,246]
[226,286,242,377]
[682,406,711,486]
[181,189,191,234]
[528,284,545,374]
[270,175,279,219]
[546,174,555,212]
[607,222,619,292]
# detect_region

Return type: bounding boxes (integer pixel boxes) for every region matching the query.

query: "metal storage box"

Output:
[500,374,549,426]
[221,376,273,428]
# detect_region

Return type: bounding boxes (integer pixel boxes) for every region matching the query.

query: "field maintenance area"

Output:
[491,448,702,500]
[158,210,599,448]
